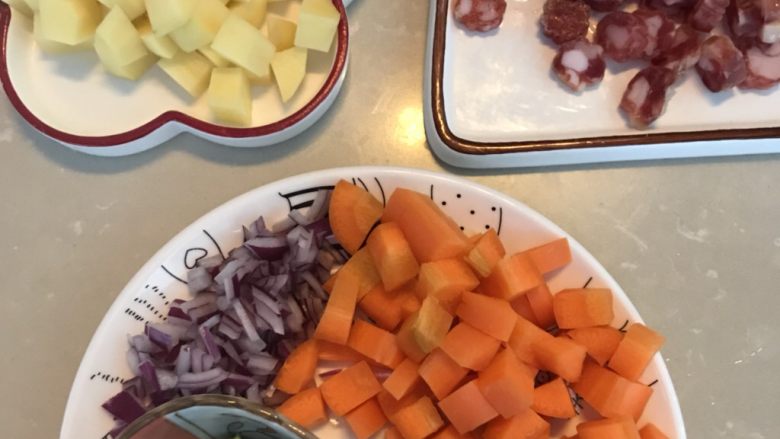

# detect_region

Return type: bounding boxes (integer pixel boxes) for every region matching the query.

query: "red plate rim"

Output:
[0,1,349,148]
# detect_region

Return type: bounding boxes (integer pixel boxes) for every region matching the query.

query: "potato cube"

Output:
[23,0,39,12]
[207,67,252,125]
[33,13,91,53]
[227,0,266,27]
[4,0,34,16]
[38,0,102,45]
[95,36,156,79]
[158,50,213,97]
[97,0,144,20]
[199,46,231,67]
[95,7,148,67]
[294,0,339,52]
[135,16,179,59]
[211,13,275,79]
[270,46,306,102]
[145,0,195,36]
[266,14,296,50]
[169,0,229,52]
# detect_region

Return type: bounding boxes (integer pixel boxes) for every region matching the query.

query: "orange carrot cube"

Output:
[476,348,534,418]
[480,253,543,301]
[319,361,382,416]
[396,311,428,363]
[577,416,641,439]
[317,340,365,363]
[572,361,653,421]
[367,222,420,291]
[343,398,387,439]
[385,426,404,439]
[383,358,422,400]
[533,336,587,383]
[482,409,549,439]
[455,291,517,342]
[553,288,614,329]
[416,258,479,312]
[337,247,382,300]
[440,322,501,371]
[348,319,405,368]
[390,396,445,439]
[329,180,384,254]
[531,377,575,419]
[464,228,506,277]
[521,237,571,274]
[608,323,665,381]
[418,348,469,400]
[359,285,403,331]
[438,380,498,434]
[274,339,318,394]
[510,294,542,327]
[639,423,669,439]
[431,425,477,439]
[525,282,556,329]
[507,316,553,369]
[567,326,624,366]
[277,387,327,429]
[314,270,359,345]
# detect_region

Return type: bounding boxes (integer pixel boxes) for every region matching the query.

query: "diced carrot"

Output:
[390,396,445,439]
[525,283,556,329]
[510,295,541,327]
[277,387,327,429]
[360,285,403,331]
[412,296,454,354]
[438,380,499,433]
[317,340,365,363]
[464,228,506,277]
[431,425,477,439]
[337,247,382,300]
[329,180,384,254]
[323,272,337,293]
[530,377,575,419]
[418,348,469,400]
[319,361,382,416]
[416,258,480,312]
[521,237,571,274]
[567,326,624,366]
[533,336,587,383]
[396,312,428,363]
[480,253,543,301]
[507,316,553,369]
[455,291,517,342]
[638,423,669,439]
[376,385,428,419]
[608,323,665,381]
[348,319,405,368]
[383,358,422,400]
[367,222,420,291]
[476,348,534,418]
[385,426,404,439]
[314,270,359,345]
[440,322,501,371]
[571,361,653,421]
[577,416,640,439]
[482,409,550,439]
[274,339,318,394]
[397,289,422,319]
[553,289,614,329]
[344,398,388,439]
[382,188,470,263]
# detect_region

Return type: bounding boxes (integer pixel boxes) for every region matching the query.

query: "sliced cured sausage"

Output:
[634,8,677,58]
[740,46,780,88]
[695,35,748,91]
[652,25,704,73]
[552,39,607,91]
[541,0,591,45]
[595,11,650,62]
[452,0,508,32]
[689,0,730,32]
[619,66,677,128]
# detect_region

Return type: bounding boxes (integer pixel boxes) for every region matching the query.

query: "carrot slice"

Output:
[397,289,422,319]
[367,222,420,291]
[383,358,422,400]
[639,423,669,439]
[416,258,480,312]
[412,296,455,354]
[438,380,499,434]
[533,336,587,383]
[418,348,469,400]
[480,253,543,301]
[521,237,571,274]
[567,326,624,366]
[553,288,614,329]
[476,348,534,418]
[385,426,404,439]
[359,285,403,331]
[440,322,501,371]
[323,272,337,293]
[531,377,575,419]
[525,282,556,329]
[510,294,542,327]
[455,291,517,342]
[396,311,428,363]
[376,385,428,419]
[482,409,550,439]
[608,323,665,381]
[390,395,445,439]
[431,425,477,439]
[507,316,553,369]
[274,339,318,394]
[329,180,383,254]
[277,387,327,429]
[313,270,359,345]
[336,247,382,300]
[464,228,506,277]
[348,319,405,368]
[343,398,387,439]
[317,340,365,363]
[319,361,382,416]
[577,416,640,439]
[572,361,653,421]
[382,188,470,263]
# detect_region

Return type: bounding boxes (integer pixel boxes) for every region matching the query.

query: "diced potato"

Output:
[266,14,296,51]
[136,16,178,59]
[271,46,306,102]
[23,0,39,13]
[94,6,148,67]
[227,0,266,27]
[97,0,144,20]
[95,36,156,79]
[199,46,231,67]
[145,0,195,36]
[158,50,213,97]
[211,13,275,79]
[207,67,252,125]
[4,0,33,16]
[169,0,229,53]
[38,0,103,45]
[33,14,91,53]
[294,0,339,53]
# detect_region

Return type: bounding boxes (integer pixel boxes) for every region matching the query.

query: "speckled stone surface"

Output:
[0,1,779,438]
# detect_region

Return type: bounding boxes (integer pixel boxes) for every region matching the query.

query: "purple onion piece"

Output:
[187,266,213,294]
[175,345,192,375]
[138,361,160,393]
[102,390,146,424]
[178,368,228,389]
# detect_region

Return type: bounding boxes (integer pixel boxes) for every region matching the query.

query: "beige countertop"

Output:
[1,1,779,437]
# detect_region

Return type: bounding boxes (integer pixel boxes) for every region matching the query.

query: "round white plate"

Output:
[0,0,349,156]
[60,166,685,438]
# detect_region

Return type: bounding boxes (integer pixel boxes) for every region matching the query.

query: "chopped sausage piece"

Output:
[552,39,607,91]
[688,0,730,32]
[452,0,508,32]
[642,0,696,22]
[652,25,704,73]
[585,0,623,12]
[634,8,677,58]
[595,11,651,62]
[619,66,677,128]
[695,35,748,91]
[541,0,591,45]
[728,0,763,40]
[739,46,780,88]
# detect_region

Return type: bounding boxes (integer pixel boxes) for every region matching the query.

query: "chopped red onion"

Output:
[177,368,228,389]
[102,390,146,424]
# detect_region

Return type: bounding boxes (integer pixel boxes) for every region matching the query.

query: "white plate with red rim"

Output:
[0,0,350,157]
[61,166,686,438]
